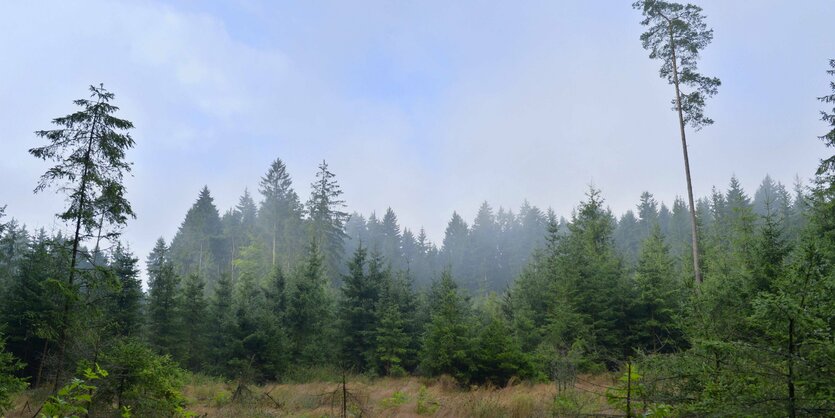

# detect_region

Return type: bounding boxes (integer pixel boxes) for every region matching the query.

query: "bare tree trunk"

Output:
[35,340,48,388]
[669,23,703,285]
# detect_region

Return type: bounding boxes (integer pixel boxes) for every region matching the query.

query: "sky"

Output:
[1,0,833,277]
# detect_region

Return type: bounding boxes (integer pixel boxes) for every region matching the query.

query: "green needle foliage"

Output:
[29,84,136,389]
[0,333,27,414]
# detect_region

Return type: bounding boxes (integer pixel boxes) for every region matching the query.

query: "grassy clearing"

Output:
[8,374,618,417]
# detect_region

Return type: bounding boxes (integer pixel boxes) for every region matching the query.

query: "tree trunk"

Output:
[52,111,99,393]
[626,361,633,418]
[35,340,48,388]
[669,23,703,286]
[272,218,277,267]
[787,318,796,418]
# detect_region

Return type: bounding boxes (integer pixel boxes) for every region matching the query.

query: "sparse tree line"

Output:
[0,0,834,416]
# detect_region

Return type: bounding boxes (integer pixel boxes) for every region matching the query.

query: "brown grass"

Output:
[8,374,617,417]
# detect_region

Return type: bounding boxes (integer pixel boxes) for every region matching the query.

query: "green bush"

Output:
[380,390,408,408]
[93,339,191,417]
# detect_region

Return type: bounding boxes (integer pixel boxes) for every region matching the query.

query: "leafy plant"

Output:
[41,364,107,418]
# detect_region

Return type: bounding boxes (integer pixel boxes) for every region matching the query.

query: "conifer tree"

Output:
[228,272,271,381]
[261,267,291,379]
[0,332,27,414]
[29,84,136,388]
[0,233,62,385]
[179,273,208,371]
[401,228,419,271]
[472,299,531,386]
[108,244,142,338]
[558,188,629,365]
[630,225,684,353]
[0,219,29,287]
[339,245,382,372]
[222,189,258,280]
[817,59,835,186]
[259,158,304,270]
[635,0,721,285]
[420,270,475,383]
[380,208,403,269]
[207,274,236,377]
[441,212,469,283]
[614,210,641,264]
[374,290,409,376]
[170,187,223,286]
[146,263,181,358]
[286,241,334,366]
[307,160,348,278]
[470,202,500,290]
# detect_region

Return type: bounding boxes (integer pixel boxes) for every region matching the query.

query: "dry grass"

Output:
[8,374,617,417]
[183,374,614,417]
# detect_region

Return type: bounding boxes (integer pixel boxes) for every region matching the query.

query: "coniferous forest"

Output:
[1,1,834,417]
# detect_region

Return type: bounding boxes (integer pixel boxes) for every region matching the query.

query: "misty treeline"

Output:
[2,115,834,416]
[0,1,834,417]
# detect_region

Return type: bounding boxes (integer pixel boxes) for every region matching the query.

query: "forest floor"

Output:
[9,374,619,417]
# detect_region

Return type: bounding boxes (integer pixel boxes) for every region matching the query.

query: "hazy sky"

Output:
[1,0,833,273]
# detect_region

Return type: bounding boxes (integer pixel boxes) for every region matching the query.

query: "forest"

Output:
[1,1,834,417]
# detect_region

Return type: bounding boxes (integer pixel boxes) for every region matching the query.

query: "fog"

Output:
[1,0,832,281]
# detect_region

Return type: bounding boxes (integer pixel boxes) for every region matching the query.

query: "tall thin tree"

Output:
[634,0,720,285]
[29,84,135,389]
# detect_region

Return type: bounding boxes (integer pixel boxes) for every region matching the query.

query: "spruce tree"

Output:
[0,333,27,414]
[0,233,62,386]
[0,219,29,288]
[306,160,348,278]
[29,84,136,388]
[630,225,684,353]
[471,297,531,386]
[207,274,236,377]
[261,267,290,379]
[338,245,381,372]
[179,273,208,371]
[380,208,403,269]
[169,187,223,287]
[469,202,500,291]
[817,59,835,186]
[558,188,629,366]
[286,241,334,367]
[146,263,181,358]
[374,290,409,376]
[420,270,475,383]
[108,244,142,338]
[258,158,304,270]
[441,212,469,284]
[229,272,271,381]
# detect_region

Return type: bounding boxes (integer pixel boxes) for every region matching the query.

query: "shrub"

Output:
[0,335,27,414]
[416,385,439,415]
[93,339,191,417]
[380,390,408,408]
